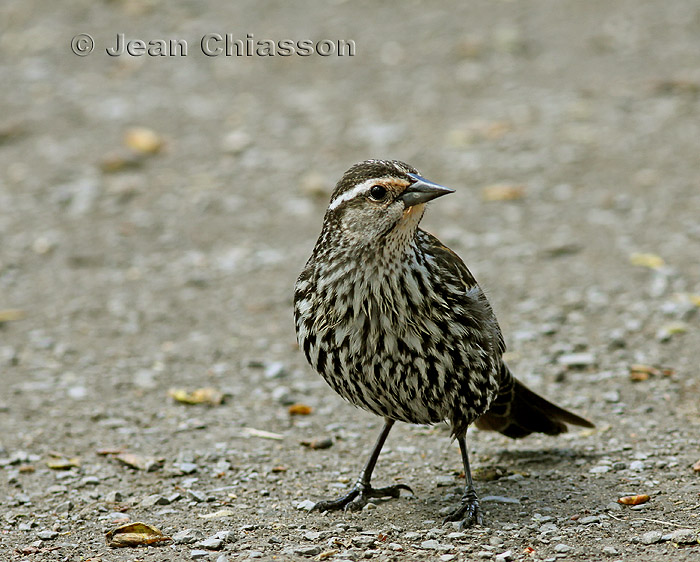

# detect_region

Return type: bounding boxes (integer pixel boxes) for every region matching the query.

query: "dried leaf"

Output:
[96,448,126,456]
[168,387,224,406]
[288,403,313,416]
[270,465,288,473]
[618,494,650,506]
[629,252,665,270]
[198,509,236,519]
[114,453,164,472]
[124,127,163,154]
[659,322,688,336]
[692,459,700,473]
[0,309,26,323]
[300,437,333,450]
[105,522,171,548]
[481,183,525,202]
[629,364,660,381]
[629,364,674,382]
[46,454,80,470]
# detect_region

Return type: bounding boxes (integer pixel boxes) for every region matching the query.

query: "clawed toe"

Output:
[313,483,413,513]
[443,490,483,528]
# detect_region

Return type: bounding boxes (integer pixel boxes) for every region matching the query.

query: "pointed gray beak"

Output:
[401,174,455,207]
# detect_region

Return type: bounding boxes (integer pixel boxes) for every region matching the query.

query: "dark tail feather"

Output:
[475,365,594,439]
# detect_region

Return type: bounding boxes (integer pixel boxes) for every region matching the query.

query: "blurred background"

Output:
[1,0,699,557]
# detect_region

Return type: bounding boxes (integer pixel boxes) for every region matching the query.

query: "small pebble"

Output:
[602,546,618,555]
[105,491,124,502]
[554,544,572,553]
[640,530,663,545]
[629,460,645,472]
[37,530,58,540]
[55,500,74,513]
[187,490,207,503]
[199,537,224,550]
[558,353,595,367]
[296,499,316,511]
[440,555,456,561]
[589,465,610,474]
[435,475,454,487]
[293,545,322,556]
[212,530,236,543]
[421,539,441,550]
[578,516,600,525]
[190,550,209,559]
[495,550,513,562]
[141,494,170,507]
[482,495,520,504]
[670,528,697,544]
[303,531,321,541]
[175,462,199,475]
[477,551,494,559]
[173,529,205,544]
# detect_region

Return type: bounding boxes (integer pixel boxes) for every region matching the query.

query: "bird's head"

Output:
[321,160,454,249]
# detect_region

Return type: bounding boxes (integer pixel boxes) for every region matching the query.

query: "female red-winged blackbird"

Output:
[294,159,593,527]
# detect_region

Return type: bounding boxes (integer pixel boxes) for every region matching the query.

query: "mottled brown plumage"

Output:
[294,159,593,526]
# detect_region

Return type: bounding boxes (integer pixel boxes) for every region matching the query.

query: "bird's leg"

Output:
[443,435,483,527]
[313,419,412,512]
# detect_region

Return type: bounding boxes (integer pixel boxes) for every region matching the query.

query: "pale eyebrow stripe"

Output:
[328,177,392,211]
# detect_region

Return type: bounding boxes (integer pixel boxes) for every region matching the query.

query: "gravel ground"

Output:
[2,1,700,561]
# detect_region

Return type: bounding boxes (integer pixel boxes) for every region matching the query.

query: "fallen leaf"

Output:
[168,387,224,406]
[114,453,164,472]
[46,454,80,470]
[629,364,674,382]
[300,437,333,450]
[629,252,665,270]
[198,509,236,519]
[692,459,700,473]
[618,494,650,505]
[482,183,526,202]
[270,465,288,473]
[288,403,313,416]
[0,309,26,323]
[124,127,163,154]
[105,522,171,548]
[96,448,126,456]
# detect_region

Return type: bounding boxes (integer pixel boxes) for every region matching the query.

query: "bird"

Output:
[293,159,594,527]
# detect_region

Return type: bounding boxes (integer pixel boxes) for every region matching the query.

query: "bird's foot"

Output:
[443,488,483,528]
[313,482,413,513]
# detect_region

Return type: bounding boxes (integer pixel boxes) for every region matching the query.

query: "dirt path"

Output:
[1,1,699,560]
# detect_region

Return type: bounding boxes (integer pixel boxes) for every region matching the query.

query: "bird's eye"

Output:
[368,185,388,201]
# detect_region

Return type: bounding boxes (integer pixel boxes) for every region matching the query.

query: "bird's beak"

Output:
[401,174,455,207]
